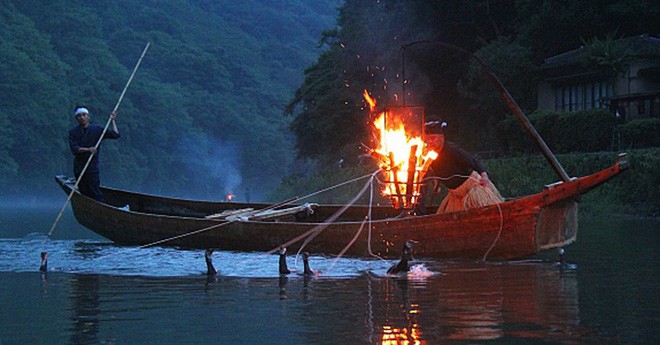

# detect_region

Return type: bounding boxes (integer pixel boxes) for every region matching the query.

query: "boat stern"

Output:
[535,198,578,251]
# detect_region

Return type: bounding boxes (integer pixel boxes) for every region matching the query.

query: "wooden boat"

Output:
[55,153,627,260]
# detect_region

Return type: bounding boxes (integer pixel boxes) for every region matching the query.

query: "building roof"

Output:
[540,34,660,70]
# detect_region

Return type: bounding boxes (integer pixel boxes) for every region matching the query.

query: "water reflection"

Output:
[0,259,610,344]
[279,275,289,300]
[368,262,581,343]
[69,274,101,345]
[2,214,656,343]
[376,279,424,344]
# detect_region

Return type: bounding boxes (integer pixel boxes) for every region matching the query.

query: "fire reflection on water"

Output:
[381,324,423,345]
[2,217,652,344]
[370,262,581,344]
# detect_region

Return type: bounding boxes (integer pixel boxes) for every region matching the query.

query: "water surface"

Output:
[0,206,657,344]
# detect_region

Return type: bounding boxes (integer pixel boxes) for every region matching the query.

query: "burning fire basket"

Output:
[370,105,438,210]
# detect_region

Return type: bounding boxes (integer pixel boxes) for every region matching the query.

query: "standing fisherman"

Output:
[68,106,120,202]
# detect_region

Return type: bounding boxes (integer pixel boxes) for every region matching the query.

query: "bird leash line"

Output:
[48,42,151,237]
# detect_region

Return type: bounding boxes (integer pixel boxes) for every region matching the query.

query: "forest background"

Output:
[1,0,658,214]
[1,0,340,202]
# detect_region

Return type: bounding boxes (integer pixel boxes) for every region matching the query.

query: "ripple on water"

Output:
[0,235,443,279]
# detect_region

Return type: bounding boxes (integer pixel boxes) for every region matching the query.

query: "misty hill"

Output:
[0,0,340,201]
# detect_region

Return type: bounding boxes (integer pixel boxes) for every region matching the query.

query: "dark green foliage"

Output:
[515,0,660,63]
[580,33,634,79]
[287,0,658,163]
[0,0,339,199]
[498,110,617,154]
[619,119,660,149]
[488,150,660,217]
[278,0,657,216]
[457,38,537,151]
[269,162,389,205]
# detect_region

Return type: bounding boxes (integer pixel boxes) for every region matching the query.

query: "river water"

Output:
[0,205,657,344]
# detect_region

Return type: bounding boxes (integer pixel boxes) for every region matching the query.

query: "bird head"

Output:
[403,240,419,260]
[404,240,419,249]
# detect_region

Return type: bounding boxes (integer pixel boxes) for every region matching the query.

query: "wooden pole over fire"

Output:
[401,40,431,106]
[403,40,571,182]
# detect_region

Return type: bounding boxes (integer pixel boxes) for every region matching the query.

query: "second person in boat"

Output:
[421,120,503,214]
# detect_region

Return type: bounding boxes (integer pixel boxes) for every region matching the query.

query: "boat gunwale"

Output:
[54,156,626,259]
[55,158,624,226]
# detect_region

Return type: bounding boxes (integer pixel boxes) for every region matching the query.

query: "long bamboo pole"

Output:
[436,41,571,182]
[48,42,151,237]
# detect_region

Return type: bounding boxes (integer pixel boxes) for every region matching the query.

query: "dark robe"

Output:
[427,141,487,189]
[68,124,120,201]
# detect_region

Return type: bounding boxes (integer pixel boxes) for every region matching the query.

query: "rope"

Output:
[142,171,379,251]
[366,173,385,261]
[323,170,393,274]
[482,202,504,261]
[291,170,378,264]
[138,221,232,249]
[420,174,474,183]
[323,171,383,272]
[58,169,387,272]
[424,173,506,261]
[36,169,383,273]
[297,172,378,202]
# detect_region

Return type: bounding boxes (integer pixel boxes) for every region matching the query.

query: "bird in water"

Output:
[39,252,48,272]
[205,249,217,276]
[552,248,577,270]
[279,246,291,274]
[387,240,418,275]
[302,252,319,276]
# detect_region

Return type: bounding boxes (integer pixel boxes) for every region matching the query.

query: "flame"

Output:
[226,193,234,202]
[365,90,437,209]
[364,89,377,112]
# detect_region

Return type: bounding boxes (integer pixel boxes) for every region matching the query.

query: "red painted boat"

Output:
[55,153,627,260]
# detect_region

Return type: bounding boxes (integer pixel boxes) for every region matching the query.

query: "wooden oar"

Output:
[48,42,151,237]
[468,51,570,181]
[436,41,571,182]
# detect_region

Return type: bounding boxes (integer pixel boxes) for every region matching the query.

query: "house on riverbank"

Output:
[537,34,659,122]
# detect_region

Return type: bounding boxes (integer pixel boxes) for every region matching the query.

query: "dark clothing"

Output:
[427,141,487,189]
[77,172,103,201]
[69,124,120,201]
[69,124,120,175]
[415,141,490,215]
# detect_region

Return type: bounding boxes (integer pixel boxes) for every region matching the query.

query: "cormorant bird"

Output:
[302,252,319,276]
[552,248,577,270]
[279,246,291,274]
[205,249,217,276]
[387,240,418,275]
[39,252,48,272]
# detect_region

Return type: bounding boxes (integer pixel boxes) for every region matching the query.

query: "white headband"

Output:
[74,108,89,116]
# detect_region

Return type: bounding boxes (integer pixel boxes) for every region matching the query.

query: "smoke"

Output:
[176,134,243,200]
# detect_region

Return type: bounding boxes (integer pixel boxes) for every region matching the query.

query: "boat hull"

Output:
[56,156,626,260]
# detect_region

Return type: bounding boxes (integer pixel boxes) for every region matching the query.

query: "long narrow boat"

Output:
[55,153,627,260]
